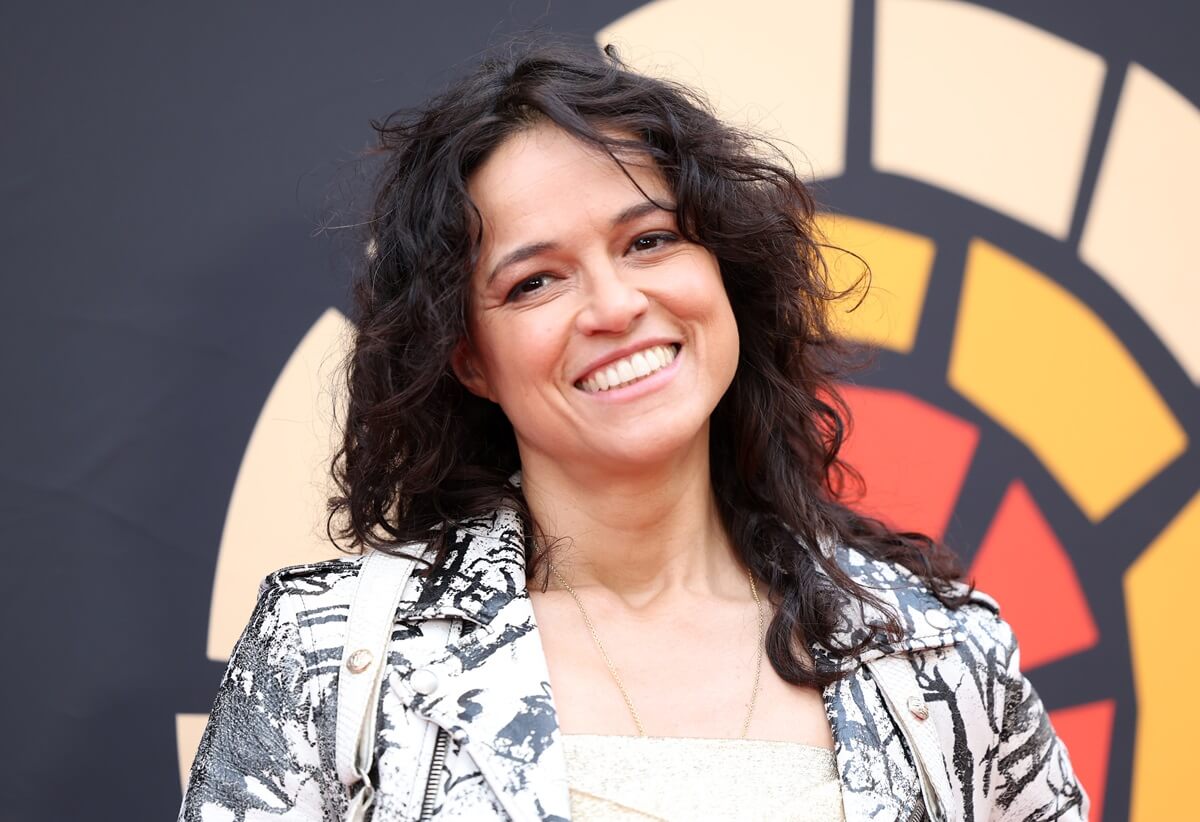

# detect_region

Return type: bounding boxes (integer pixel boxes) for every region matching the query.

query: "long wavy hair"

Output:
[328,39,967,686]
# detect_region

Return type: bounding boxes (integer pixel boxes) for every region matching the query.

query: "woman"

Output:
[180,41,1088,821]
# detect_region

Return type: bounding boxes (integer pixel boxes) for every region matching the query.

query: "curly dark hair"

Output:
[328,38,967,687]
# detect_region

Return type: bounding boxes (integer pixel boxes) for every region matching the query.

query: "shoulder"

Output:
[236,557,361,643]
[256,546,441,611]
[258,555,365,606]
[831,543,1012,659]
[183,562,370,819]
[251,545,470,644]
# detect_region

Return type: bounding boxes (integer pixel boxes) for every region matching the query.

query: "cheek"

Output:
[678,260,738,346]
[694,268,741,381]
[477,315,567,397]
[714,299,741,383]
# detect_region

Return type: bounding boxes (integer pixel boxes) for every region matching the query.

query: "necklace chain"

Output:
[548,563,766,739]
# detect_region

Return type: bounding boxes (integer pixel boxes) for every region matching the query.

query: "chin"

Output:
[585,426,709,472]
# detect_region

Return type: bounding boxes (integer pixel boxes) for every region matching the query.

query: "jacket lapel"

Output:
[816,540,967,822]
[395,509,571,822]
[823,671,925,822]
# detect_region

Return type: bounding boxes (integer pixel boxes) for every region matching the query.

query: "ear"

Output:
[451,338,495,401]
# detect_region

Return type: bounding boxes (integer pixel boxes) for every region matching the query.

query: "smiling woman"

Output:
[455,123,739,477]
[178,39,1088,822]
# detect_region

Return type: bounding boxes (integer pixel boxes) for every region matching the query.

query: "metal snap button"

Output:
[346,649,373,674]
[451,728,469,745]
[907,696,930,720]
[410,667,440,696]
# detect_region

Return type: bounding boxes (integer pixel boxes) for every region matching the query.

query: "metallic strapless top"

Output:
[561,734,846,821]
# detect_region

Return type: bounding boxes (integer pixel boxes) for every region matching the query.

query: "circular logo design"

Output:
[180,4,1199,820]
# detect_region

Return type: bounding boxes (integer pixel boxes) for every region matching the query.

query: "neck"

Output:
[517,433,745,606]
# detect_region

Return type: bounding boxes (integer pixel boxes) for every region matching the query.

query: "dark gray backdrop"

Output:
[2,2,1196,820]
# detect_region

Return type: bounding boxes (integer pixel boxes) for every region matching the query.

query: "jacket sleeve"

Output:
[178,577,344,820]
[990,616,1090,821]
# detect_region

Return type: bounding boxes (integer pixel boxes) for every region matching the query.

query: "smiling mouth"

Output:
[575,344,681,393]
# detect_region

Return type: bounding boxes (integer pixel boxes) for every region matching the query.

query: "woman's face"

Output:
[455,122,740,475]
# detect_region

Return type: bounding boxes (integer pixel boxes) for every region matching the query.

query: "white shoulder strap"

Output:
[864,655,953,822]
[336,549,420,820]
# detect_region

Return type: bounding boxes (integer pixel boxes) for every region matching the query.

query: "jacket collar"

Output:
[407,508,966,662]
[815,537,967,666]
[399,508,532,627]
[393,507,570,822]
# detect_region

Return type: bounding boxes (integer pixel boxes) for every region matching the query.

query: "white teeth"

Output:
[630,352,650,377]
[576,344,680,393]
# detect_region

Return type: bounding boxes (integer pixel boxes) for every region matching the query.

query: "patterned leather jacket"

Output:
[179,508,1088,821]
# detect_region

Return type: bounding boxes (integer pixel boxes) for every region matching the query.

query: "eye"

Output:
[629,232,678,253]
[506,273,552,302]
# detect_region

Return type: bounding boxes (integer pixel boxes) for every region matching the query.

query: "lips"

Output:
[574,343,681,393]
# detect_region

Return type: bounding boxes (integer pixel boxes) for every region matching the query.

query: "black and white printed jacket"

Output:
[179,507,1088,821]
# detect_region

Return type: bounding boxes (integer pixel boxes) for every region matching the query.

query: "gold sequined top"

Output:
[561,734,846,822]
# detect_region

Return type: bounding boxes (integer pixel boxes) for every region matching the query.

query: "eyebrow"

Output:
[485,200,676,287]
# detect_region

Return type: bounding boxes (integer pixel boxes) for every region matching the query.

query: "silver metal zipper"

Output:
[418,726,450,822]
[903,790,927,822]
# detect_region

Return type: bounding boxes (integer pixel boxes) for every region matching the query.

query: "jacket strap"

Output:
[335,549,420,817]
[865,655,955,822]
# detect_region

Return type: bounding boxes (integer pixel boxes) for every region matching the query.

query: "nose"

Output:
[575,260,649,334]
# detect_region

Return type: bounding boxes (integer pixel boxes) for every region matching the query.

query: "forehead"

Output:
[467,123,670,246]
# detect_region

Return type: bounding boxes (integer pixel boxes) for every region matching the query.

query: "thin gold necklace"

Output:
[548,563,766,739]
